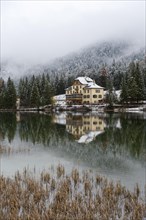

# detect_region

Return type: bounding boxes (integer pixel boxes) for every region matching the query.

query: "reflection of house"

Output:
[53,112,66,125]
[65,77,104,105]
[66,114,105,143]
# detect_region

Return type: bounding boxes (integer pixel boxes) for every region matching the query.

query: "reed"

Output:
[0,165,145,220]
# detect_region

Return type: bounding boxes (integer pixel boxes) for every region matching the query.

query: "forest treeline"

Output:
[0,61,146,109]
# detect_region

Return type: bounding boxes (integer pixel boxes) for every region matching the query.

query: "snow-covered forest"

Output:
[0,41,146,109]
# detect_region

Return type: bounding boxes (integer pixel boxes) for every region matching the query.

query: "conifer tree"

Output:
[105,77,117,107]
[43,80,52,105]
[30,82,40,108]
[0,80,6,108]
[5,77,17,109]
[120,74,128,103]
[134,63,145,102]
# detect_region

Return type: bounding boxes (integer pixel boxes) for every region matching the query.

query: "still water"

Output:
[0,111,145,195]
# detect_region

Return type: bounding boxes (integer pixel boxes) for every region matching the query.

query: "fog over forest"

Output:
[1,1,145,67]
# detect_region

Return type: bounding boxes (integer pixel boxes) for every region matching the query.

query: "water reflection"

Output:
[0,112,17,143]
[66,113,104,143]
[0,112,146,161]
[0,111,146,192]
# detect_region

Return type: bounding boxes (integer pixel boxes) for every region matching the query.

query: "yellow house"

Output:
[65,77,104,105]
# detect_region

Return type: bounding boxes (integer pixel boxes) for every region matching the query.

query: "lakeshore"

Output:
[0,102,146,113]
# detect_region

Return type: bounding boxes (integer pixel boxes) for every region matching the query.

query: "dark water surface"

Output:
[0,111,145,196]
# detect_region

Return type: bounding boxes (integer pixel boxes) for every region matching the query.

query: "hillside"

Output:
[0,41,145,82]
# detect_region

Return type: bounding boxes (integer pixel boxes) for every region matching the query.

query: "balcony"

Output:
[66,94,82,100]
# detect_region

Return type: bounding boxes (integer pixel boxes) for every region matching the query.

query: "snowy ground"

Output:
[53,94,146,113]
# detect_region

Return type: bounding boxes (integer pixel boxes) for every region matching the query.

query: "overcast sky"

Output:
[1,0,145,65]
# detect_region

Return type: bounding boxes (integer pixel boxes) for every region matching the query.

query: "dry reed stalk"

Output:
[0,165,145,220]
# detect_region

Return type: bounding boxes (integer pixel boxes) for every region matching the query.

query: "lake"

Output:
[0,111,145,197]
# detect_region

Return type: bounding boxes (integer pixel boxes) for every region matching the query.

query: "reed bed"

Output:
[0,164,145,220]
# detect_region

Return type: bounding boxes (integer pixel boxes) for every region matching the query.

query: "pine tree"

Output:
[5,77,17,109]
[127,76,138,102]
[105,77,117,107]
[0,80,6,109]
[40,74,47,106]
[120,74,128,103]
[18,77,30,107]
[134,63,145,102]
[30,82,40,108]
[58,74,66,95]
[43,80,52,105]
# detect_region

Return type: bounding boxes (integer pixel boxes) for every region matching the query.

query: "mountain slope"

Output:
[0,41,145,81]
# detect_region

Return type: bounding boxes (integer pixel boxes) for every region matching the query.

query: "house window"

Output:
[98,95,102,98]
[87,95,90,98]
[93,121,97,125]
[93,95,97,98]
[88,90,89,93]
[84,95,86,98]
[96,90,100,93]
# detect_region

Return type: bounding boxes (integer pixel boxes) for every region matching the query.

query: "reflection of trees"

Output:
[0,112,145,165]
[120,114,146,158]
[19,114,53,144]
[18,113,67,145]
[0,113,16,142]
[97,114,146,160]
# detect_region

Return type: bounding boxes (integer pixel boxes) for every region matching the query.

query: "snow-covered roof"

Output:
[66,76,103,90]
[75,77,103,89]
[75,77,93,85]
[85,82,103,89]
[53,94,66,101]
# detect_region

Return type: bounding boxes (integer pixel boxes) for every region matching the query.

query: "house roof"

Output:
[75,77,93,85]
[66,76,104,90]
[85,82,103,89]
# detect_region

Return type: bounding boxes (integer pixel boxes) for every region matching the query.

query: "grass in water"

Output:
[0,164,145,220]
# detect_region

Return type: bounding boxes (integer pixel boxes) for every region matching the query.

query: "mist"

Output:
[1,1,145,65]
